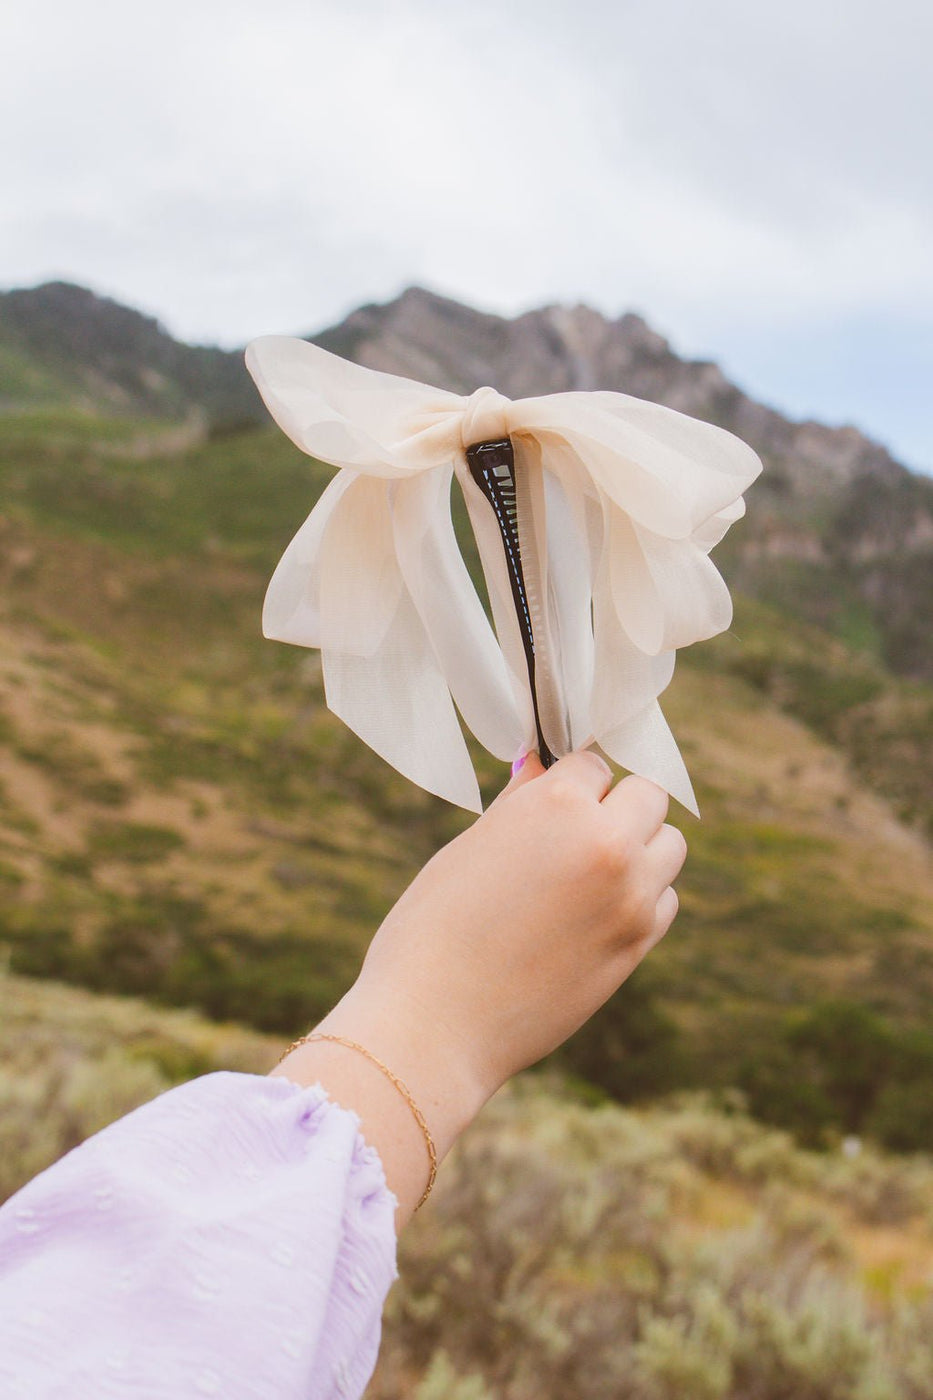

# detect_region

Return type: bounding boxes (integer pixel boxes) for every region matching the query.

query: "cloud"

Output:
[1,0,930,467]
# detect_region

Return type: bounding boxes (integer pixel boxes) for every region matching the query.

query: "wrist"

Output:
[270,979,495,1227]
[314,980,493,1152]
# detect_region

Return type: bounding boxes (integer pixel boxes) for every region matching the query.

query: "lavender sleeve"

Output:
[0,1071,400,1400]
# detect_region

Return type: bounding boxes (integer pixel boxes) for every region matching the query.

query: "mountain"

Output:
[0,280,257,426]
[4,279,929,680]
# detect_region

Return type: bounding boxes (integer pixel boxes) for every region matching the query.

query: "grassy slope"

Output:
[2,969,932,1399]
[381,1076,933,1400]
[0,410,931,1125]
[0,967,278,1201]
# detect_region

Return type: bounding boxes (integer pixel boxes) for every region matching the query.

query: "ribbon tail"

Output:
[611,509,734,656]
[590,502,699,815]
[392,468,524,762]
[537,453,596,752]
[455,460,537,752]
[322,587,483,813]
[316,477,481,812]
[513,436,571,758]
[264,472,404,657]
[262,472,356,647]
[598,702,699,818]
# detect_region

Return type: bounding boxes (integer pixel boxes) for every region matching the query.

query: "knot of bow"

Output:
[246,336,762,814]
[459,385,511,449]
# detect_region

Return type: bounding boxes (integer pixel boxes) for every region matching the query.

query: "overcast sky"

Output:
[3,0,931,471]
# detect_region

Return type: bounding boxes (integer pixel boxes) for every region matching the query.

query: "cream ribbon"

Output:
[246,336,762,815]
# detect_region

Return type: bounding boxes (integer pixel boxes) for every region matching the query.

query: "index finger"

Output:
[602,773,670,843]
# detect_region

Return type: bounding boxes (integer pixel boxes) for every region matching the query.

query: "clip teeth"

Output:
[465,437,555,768]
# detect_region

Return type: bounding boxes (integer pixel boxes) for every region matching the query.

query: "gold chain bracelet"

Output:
[277,1031,438,1211]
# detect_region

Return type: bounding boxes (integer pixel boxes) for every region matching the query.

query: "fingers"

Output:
[646,885,679,951]
[603,773,670,843]
[640,826,686,956]
[497,748,613,806]
[645,822,688,890]
[542,749,613,802]
[627,828,686,965]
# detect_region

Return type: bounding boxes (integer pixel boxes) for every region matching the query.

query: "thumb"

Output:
[490,751,547,808]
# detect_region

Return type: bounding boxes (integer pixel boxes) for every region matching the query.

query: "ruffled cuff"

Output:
[0,1071,399,1400]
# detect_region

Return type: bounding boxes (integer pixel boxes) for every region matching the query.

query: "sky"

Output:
[3,0,931,472]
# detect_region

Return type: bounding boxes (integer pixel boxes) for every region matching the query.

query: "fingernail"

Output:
[511,752,528,777]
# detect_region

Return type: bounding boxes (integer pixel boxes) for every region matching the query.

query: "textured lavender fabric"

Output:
[0,1072,399,1399]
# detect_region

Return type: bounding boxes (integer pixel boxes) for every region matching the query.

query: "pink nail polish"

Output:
[511,753,528,777]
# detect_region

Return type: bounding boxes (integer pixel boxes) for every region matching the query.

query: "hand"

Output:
[350,751,685,1106]
[276,752,686,1224]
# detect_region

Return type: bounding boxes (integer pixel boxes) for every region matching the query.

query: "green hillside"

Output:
[1,407,931,1150]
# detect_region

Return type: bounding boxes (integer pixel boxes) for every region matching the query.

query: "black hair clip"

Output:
[465,437,556,769]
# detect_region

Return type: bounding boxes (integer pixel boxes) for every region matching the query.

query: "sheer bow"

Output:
[246,336,762,815]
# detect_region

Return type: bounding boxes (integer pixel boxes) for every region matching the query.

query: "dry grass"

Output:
[377,1077,933,1400]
